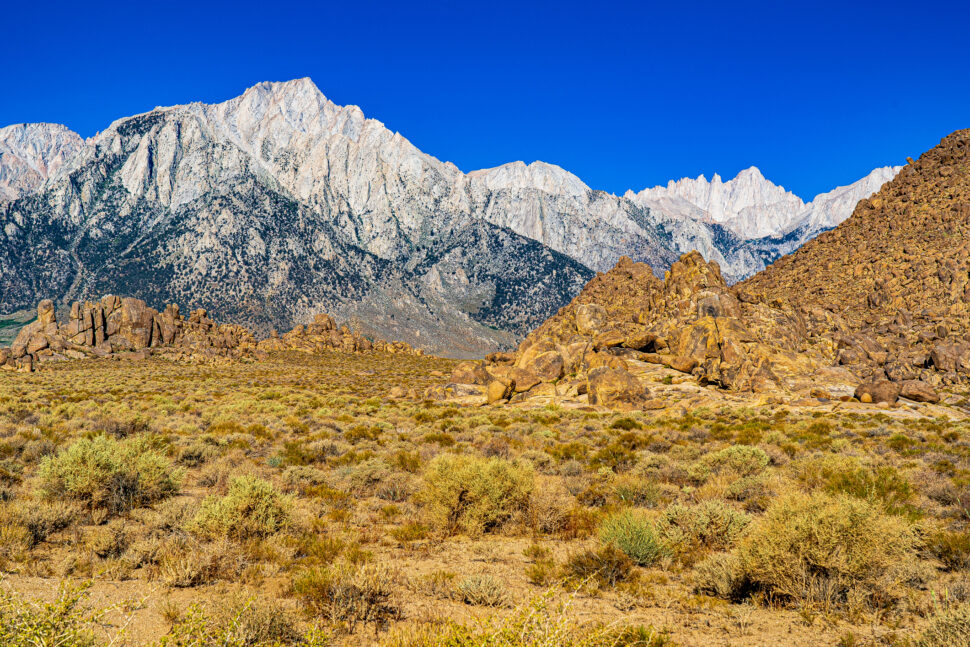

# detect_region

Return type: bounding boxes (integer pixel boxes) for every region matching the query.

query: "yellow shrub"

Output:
[419,455,534,536]
[736,492,924,610]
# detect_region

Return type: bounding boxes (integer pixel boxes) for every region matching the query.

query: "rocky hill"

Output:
[1,295,420,372]
[449,131,970,407]
[741,128,970,386]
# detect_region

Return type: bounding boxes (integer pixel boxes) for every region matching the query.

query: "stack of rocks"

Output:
[2,297,422,372]
[256,314,421,355]
[1,296,257,371]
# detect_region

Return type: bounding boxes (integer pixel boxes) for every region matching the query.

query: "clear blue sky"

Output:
[5,0,969,199]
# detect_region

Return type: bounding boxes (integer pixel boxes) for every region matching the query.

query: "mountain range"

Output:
[0,78,900,356]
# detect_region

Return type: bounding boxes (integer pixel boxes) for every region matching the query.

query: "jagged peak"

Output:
[468,160,590,196]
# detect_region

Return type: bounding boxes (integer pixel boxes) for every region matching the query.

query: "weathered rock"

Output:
[587,367,650,409]
[486,351,515,365]
[668,355,700,374]
[930,340,970,374]
[37,299,56,327]
[509,367,540,393]
[854,380,901,404]
[575,304,607,335]
[450,361,489,385]
[529,351,564,382]
[487,379,514,403]
[898,380,940,403]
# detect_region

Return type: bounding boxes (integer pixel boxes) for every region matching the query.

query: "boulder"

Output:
[37,299,57,327]
[854,380,901,404]
[575,303,607,335]
[487,379,514,403]
[668,355,699,374]
[592,328,627,351]
[509,367,540,393]
[450,361,489,385]
[26,333,49,355]
[529,351,564,382]
[930,340,970,373]
[485,351,515,365]
[898,380,940,403]
[587,367,651,408]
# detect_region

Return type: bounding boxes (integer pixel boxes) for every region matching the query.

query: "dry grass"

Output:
[0,350,966,644]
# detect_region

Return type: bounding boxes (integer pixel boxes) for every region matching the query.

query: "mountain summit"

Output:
[629,165,901,241]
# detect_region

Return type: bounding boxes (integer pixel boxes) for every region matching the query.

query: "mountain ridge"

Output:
[0,79,903,356]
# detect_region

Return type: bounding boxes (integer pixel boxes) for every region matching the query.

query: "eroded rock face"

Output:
[2,297,421,371]
[587,367,651,408]
[742,128,970,387]
[258,314,421,356]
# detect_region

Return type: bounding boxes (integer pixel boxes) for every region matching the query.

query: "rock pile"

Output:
[2,296,422,372]
[257,314,421,355]
[446,251,839,407]
[2,296,257,371]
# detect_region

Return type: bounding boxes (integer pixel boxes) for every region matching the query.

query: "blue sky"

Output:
[4,0,969,199]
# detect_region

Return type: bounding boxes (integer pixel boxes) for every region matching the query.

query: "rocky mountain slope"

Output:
[0,81,593,356]
[0,79,901,355]
[742,128,970,385]
[0,123,83,201]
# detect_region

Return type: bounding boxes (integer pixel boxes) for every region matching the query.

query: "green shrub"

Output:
[455,575,509,607]
[159,596,306,647]
[188,475,291,540]
[419,455,534,536]
[917,603,970,647]
[38,435,182,515]
[796,455,914,514]
[0,500,76,547]
[688,446,769,484]
[609,417,642,431]
[656,501,750,559]
[692,552,747,600]
[736,492,924,610]
[928,529,970,570]
[0,581,101,647]
[598,509,664,566]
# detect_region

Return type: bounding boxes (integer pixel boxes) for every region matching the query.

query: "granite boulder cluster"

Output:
[2,296,421,372]
[259,313,421,355]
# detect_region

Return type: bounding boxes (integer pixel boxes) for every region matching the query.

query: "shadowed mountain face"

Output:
[0,79,899,356]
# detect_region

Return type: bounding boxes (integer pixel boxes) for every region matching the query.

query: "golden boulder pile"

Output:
[2,297,421,372]
[257,313,421,355]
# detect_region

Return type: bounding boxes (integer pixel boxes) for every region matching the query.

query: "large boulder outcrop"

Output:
[587,367,651,409]
[2,296,423,371]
